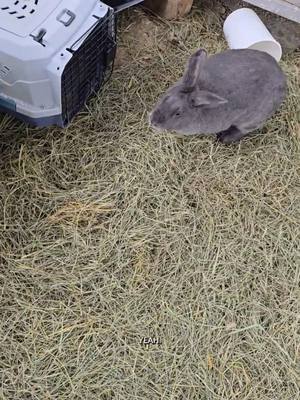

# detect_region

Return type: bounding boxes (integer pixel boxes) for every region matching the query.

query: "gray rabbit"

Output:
[150,49,287,144]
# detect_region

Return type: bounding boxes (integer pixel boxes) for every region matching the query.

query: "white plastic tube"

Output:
[223,8,282,62]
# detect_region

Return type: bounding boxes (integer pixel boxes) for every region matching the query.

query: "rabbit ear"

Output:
[182,49,207,92]
[190,90,228,107]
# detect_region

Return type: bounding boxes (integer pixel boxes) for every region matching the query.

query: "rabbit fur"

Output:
[150,49,287,144]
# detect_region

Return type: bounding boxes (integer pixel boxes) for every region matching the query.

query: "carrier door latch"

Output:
[30,29,47,47]
[56,9,76,27]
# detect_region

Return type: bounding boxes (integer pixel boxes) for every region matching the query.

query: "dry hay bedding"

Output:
[0,4,300,400]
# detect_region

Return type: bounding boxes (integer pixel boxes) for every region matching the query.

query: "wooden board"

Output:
[144,0,300,22]
[144,0,193,19]
[244,0,300,23]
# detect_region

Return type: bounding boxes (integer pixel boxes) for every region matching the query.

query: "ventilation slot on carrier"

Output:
[0,0,39,19]
[0,64,10,78]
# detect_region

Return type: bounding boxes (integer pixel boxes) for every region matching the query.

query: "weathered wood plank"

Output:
[244,0,300,23]
[144,0,193,19]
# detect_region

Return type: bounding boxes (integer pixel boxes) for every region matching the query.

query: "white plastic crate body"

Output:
[0,0,113,125]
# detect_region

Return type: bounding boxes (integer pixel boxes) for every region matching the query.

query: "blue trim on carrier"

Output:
[0,96,64,127]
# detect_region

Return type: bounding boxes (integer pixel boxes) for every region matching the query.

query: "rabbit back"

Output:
[200,49,286,118]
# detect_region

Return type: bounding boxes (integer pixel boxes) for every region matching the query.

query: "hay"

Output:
[0,3,300,399]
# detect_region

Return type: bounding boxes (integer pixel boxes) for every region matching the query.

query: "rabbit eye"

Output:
[173,109,181,117]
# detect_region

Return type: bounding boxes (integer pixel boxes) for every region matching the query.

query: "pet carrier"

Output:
[0,0,117,127]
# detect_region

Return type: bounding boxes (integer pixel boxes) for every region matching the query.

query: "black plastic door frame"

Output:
[104,0,144,13]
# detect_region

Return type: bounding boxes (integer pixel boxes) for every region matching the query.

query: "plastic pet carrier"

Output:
[0,0,117,127]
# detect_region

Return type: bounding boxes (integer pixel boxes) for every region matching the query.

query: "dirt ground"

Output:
[0,1,300,399]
